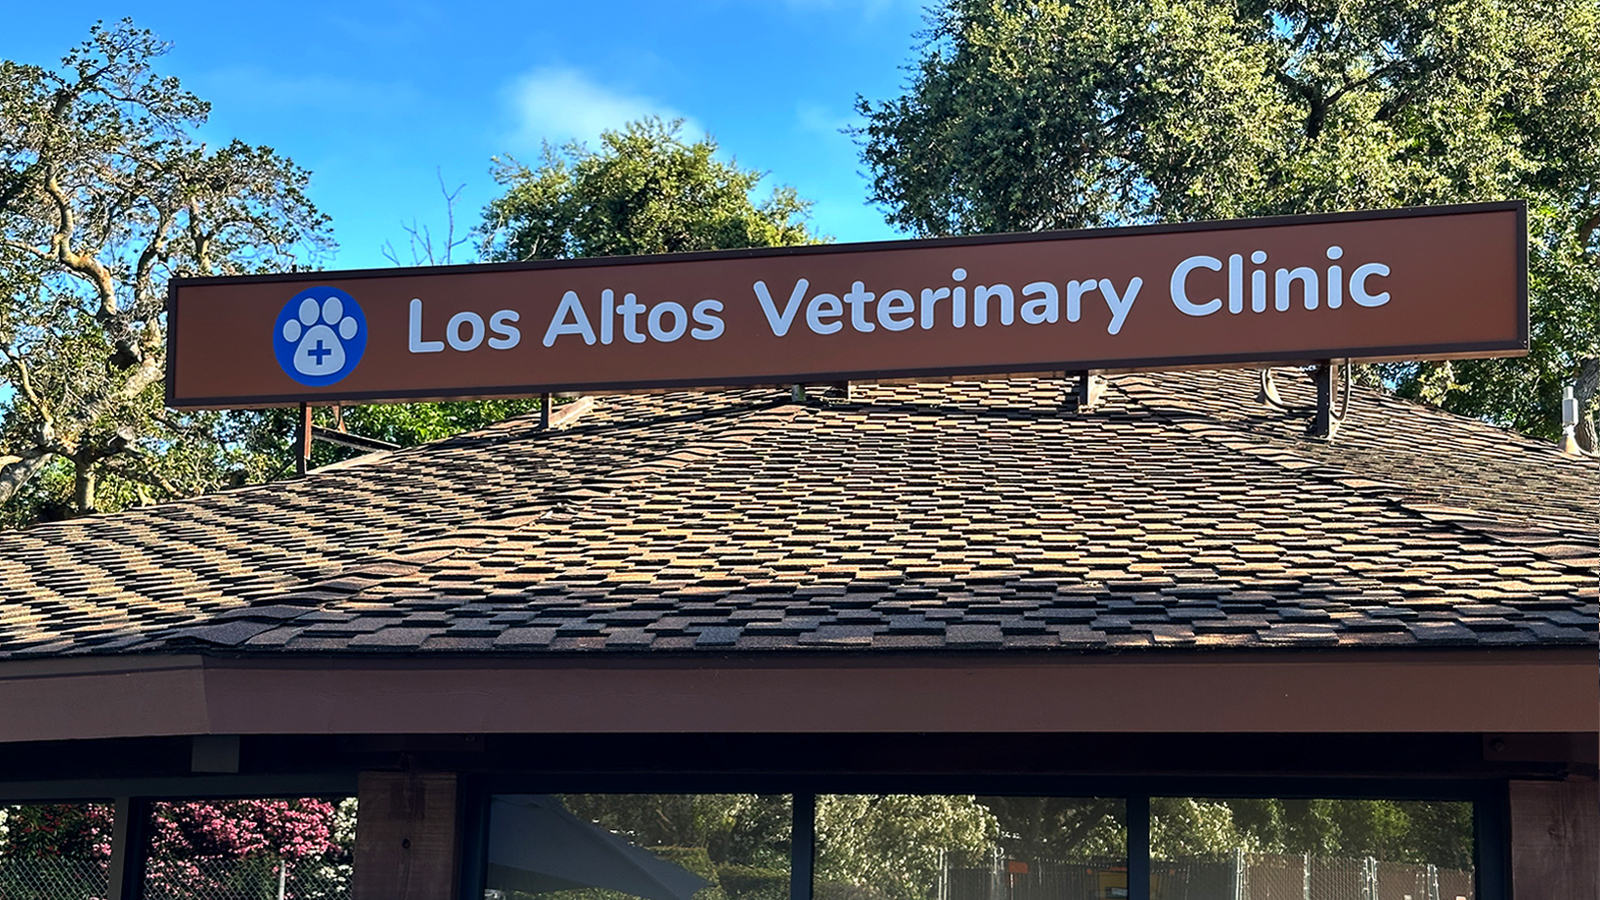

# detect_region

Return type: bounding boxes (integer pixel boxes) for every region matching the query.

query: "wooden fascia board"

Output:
[0,649,1591,744]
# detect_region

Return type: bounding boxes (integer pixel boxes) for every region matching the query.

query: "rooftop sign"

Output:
[167,203,1526,409]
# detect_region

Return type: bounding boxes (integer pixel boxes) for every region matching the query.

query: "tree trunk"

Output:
[73,455,97,515]
[1575,357,1599,454]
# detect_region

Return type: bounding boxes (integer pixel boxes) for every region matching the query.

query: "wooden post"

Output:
[107,796,151,900]
[296,403,312,477]
[1128,795,1151,900]
[354,771,461,900]
[790,793,815,900]
[1509,780,1598,900]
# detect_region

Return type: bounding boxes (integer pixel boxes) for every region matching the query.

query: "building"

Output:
[0,369,1593,899]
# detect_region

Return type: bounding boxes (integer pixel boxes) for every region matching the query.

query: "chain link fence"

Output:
[0,856,109,900]
[942,858,1129,900]
[144,857,351,900]
[0,856,349,900]
[1152,851,1473,900]
[940,852,1473,900]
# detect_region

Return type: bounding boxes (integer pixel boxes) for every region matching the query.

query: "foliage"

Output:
[0,20,331,525]
[1222,798,1473,868]
[0,799,354,898]
[713,862,789,900]
[1152,798,1473,868]
[242,398,546,475]
[559,794,793,871]
[148,799,342,864]
[856,0,1600,444]
[0,804,111,860]
[978,796,1124,859]
[815,795,998,900]
[518,796,791,900]
[479,118,821,262]
[553,793,999,900]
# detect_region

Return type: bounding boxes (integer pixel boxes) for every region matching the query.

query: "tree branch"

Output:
[0,447,57,509]
[40,173,121,323]
[1273,70,1329,139]
[101,451,181,498]
[80,351,166,425]
[1579,209,1600,255]
[132,206,178,299]
[9,353,57,439]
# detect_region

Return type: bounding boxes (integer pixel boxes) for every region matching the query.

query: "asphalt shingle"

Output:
[0,371,1592,657]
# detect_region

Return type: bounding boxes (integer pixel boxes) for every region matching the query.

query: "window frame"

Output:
[462,775,1505,900]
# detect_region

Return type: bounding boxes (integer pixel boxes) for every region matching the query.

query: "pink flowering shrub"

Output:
[146,800,350,897]
[150,799,339,862]
[1,799,353,897]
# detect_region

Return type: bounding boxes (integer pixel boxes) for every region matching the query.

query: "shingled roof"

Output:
[0,370,1593,658]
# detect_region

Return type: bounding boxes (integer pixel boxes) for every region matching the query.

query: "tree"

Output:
[0,21,331,523]
[558,794,792,871]
[1153,798,1474,867]
[243,117,828,475]
[978,796,1123,860]
[479,117,821,262]
[815,795,998,900]
[856,0,1600,445]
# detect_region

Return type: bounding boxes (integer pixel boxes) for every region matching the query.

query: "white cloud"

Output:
[504,67,697,151]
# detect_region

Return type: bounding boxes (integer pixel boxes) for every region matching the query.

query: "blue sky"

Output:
[4,1,932,271]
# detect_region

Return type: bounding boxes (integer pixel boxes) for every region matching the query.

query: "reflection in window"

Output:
[816,796,1127,900]
[1150,798,1474,900]
[486,794,791,900]
[0,803,112,900]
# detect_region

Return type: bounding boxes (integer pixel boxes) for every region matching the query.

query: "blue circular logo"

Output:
[273,287,367,387]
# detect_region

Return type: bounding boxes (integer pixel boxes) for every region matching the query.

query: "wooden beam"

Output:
[1509,780,1598,899]
[354,771,460,900]
[0,650,1593,743]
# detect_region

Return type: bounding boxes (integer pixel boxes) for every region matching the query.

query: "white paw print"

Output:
[282,295,359,377]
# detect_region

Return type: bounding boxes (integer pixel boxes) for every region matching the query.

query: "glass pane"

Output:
[0,803,112,899]
[142,797,355,900]
[486,794,792,900]
[1150,798,1474,900]
[816,795,1126,900]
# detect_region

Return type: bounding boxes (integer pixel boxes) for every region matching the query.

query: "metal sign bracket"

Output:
[1307,361,1352,441]
[1065,371,1105,412]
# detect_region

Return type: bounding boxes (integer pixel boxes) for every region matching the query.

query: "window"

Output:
[479,790,1488,900]
[486,794,792,900]
[815,796,1126,900]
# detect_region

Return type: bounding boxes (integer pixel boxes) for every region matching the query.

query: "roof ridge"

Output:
[1112,374,1596,570]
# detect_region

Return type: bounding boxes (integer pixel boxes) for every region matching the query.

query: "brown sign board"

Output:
[167,202,1527,409]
